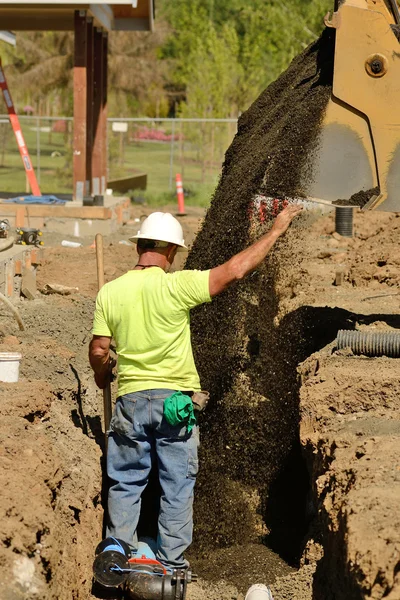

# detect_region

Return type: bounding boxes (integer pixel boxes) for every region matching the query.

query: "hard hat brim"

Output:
[128,233,187,252]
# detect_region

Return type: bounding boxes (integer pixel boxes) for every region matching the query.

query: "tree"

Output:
[160,0,330,116]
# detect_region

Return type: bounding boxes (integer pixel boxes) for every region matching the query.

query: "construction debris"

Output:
[41,283,79,295]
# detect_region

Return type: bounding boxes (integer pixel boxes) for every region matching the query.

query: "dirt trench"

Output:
[0,208,399,600]
[0,294,104,599]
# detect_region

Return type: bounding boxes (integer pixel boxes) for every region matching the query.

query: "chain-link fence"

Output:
[0,115,237,202]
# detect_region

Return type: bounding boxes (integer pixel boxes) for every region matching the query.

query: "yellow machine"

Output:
[308,0,400,210]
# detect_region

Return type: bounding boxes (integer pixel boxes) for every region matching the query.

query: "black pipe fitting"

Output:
[335,207,354,237]
[337,329,400,357]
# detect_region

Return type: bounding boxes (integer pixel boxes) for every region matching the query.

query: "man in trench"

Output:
[89,204,302,570]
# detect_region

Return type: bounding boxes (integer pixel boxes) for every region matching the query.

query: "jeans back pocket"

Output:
[109,396,137,437]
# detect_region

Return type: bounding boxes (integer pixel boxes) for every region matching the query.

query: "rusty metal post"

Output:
[73,10,88,201]
[101,32,108,194]
[91,27,104,197]
[86,17,94,196]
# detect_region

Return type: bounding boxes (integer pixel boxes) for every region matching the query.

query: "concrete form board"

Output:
[0,196,130,235]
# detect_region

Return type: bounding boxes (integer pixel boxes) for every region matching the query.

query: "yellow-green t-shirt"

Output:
[92,267,211,396]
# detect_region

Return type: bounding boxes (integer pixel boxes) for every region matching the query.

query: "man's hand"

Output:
[271,204,303,237]
[94,356,116,389]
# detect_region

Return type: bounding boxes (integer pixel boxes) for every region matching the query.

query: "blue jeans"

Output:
[106,389,199,569]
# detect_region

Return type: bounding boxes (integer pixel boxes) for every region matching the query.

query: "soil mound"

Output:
[333,186,380,207]
[185,29,335,558]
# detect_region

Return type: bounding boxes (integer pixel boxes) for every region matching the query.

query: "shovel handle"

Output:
[103,384,112,440]
[95,233,105,289]
[95,233,112,450]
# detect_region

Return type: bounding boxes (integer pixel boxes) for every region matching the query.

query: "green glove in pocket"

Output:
[163,391,197,433]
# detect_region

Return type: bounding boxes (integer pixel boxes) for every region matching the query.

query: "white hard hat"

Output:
[129,212,187,251]
[244,584,274,600]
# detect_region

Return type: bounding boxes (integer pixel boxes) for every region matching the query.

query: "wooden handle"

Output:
[95,232,112,453]
[103,385,112,449]
[95,233,105,290]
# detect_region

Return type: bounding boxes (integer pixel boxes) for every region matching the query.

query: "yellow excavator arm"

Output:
[308,0,400,210]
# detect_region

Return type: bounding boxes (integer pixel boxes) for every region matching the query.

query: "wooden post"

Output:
[101,32,108,194]
[73,10,88,201]
[91,28,104,196]
[15,207,25,228]
[86,17,94,195]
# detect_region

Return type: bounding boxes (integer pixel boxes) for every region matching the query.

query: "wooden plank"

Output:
[0,204,113,220]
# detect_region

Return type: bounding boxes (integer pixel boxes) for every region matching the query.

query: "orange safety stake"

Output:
[0,59,41,197]
[175,173,186,216]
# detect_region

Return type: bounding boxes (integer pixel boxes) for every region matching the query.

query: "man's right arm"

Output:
[209,204,302,297]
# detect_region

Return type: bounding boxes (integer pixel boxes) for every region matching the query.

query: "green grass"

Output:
[0,123,70,193]
[0,120,230,207]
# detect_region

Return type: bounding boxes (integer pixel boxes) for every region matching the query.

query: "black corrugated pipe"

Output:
[337,329,400,357]
[335,207,354,237]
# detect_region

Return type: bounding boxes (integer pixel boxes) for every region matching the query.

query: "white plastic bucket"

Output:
[245,584,274,600]
[0,352,22,383]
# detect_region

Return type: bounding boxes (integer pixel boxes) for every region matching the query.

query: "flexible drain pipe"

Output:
[0,291,25,331]
[337,329,400,357]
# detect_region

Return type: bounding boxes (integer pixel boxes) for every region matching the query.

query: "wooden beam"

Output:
[108,173,147,193]
[91,27,104,196]
[101,32,108,193]
[73,10,88,201]
[86,17,94,194]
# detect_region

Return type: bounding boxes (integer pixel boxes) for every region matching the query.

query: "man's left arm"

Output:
[89,335,113,389]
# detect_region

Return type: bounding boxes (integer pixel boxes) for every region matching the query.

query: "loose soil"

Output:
[185,29,335,565]
[333,187,381,207]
